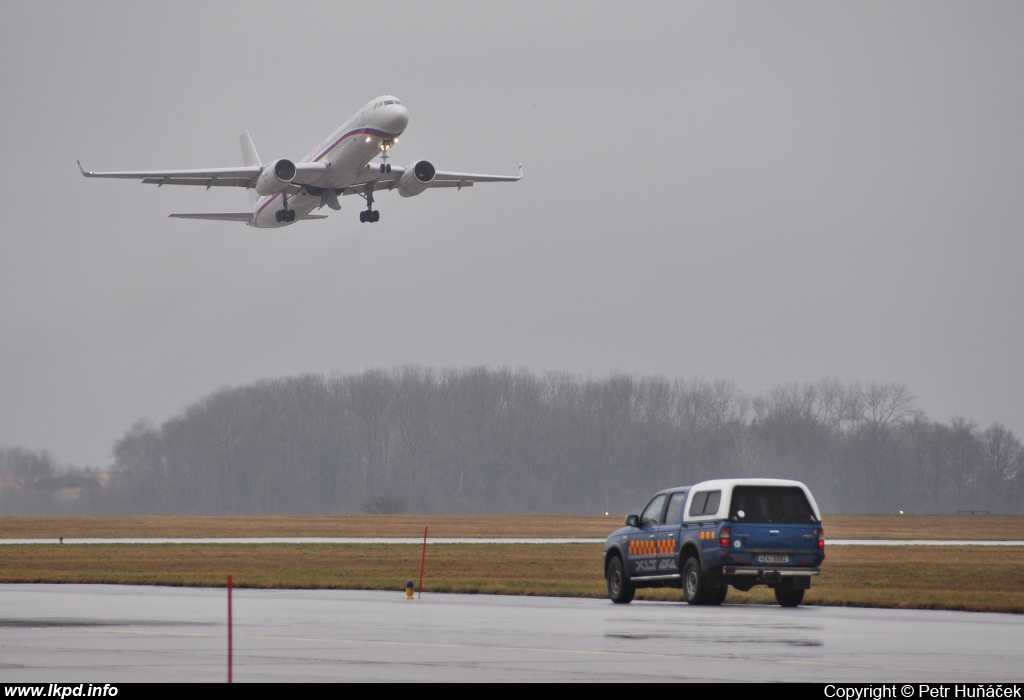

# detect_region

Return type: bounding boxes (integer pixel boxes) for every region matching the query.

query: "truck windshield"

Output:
[729,486,818,524]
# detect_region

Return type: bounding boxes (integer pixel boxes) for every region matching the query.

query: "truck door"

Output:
[650,491,687,574]
[626,493,667,578]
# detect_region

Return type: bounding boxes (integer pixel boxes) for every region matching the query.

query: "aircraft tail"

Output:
[240,131,261,207]
[240,131,262,167]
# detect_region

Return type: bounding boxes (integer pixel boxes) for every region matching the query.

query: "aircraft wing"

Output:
[77,161,328,189]
[430,168,523,184]
[341,164,522,195]
[168,212,253,222]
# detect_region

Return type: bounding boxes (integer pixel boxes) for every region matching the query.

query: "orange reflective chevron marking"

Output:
[628,539,675,555]
[628,540,654,555]
[698,530,716,540]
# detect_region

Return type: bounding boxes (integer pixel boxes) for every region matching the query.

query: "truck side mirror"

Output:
[625,514,639,527]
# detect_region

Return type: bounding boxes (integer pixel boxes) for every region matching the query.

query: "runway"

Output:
[2,584,1022,682]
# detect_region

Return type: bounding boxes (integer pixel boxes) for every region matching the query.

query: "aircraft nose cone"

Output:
[384,105,409,134]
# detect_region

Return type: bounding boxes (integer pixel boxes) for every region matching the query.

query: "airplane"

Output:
[78,95,521,227]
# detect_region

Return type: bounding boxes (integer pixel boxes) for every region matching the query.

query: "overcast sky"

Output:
[1,2,1022,466]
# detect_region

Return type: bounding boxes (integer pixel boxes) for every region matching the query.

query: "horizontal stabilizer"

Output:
[169,212,252,222]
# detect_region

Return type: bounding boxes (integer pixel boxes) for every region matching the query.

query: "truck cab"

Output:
[604,478,825,607]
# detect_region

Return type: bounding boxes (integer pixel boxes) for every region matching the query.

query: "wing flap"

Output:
[141,177,253,188]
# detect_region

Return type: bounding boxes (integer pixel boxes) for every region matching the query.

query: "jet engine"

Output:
[255,158,297,196]
[398,160,436,197]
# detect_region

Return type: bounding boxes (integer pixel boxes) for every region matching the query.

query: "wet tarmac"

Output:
[2,584,1022,682]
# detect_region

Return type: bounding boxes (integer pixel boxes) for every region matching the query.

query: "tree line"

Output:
[2,367,1022,515]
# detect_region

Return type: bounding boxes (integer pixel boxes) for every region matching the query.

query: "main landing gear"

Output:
[275,192,296,222]
[358,183,380,223]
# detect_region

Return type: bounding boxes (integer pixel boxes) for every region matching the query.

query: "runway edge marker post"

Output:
[227,574,233,683]
[417,527,428,599]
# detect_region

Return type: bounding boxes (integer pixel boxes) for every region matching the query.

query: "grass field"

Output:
[1,515,1022,613]
[2,513,1023,539]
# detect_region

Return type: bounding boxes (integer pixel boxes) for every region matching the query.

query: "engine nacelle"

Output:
[398,160,436,197]
[255,158,296,196]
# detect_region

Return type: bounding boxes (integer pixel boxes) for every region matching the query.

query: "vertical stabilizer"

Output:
[240,131,261,167]
[240,131,261,206]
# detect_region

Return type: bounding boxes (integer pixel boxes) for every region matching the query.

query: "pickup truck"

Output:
[603,478,825,607]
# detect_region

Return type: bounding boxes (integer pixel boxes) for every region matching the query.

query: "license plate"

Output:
[757,554,788,564]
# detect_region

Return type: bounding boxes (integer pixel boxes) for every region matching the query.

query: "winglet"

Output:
[517,164,524,179]
[77,160,92,177]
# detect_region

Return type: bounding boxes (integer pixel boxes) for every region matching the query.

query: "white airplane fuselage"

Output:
[253,96,409,228]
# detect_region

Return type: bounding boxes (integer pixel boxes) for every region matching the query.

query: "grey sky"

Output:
[1,2,1022,466]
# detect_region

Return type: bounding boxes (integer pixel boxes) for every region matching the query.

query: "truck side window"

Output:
[664,492,687,524]
[640,494,668,527]
[703,490,721,515]
[688,491,708,517]
[688,490,722,517]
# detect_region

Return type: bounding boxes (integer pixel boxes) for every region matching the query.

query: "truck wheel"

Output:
[707,579,728,606]
[682,557,709,605]
[774,580,805,608]
[607,556,634,604]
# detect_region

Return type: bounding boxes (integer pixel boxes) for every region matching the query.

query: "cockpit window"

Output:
[384,99,395,106]
[393,99,402,105]
[374,102,381,109]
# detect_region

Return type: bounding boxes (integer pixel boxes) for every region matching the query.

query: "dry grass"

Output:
[3,514,1023,539]
[636,546,1024,613]
[0,543,606,597]
[822,515,1024,540]
[0,515,617,539]
[1,541,1023,613]
[2,514,1022,613]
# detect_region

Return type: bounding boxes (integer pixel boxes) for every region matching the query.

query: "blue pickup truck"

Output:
[603,478,825,607]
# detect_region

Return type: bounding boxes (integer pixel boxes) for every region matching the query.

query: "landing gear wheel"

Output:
[682,557,712,605]
[606,556,634,604]
[359,183,378,223]
[774,581,805,608]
